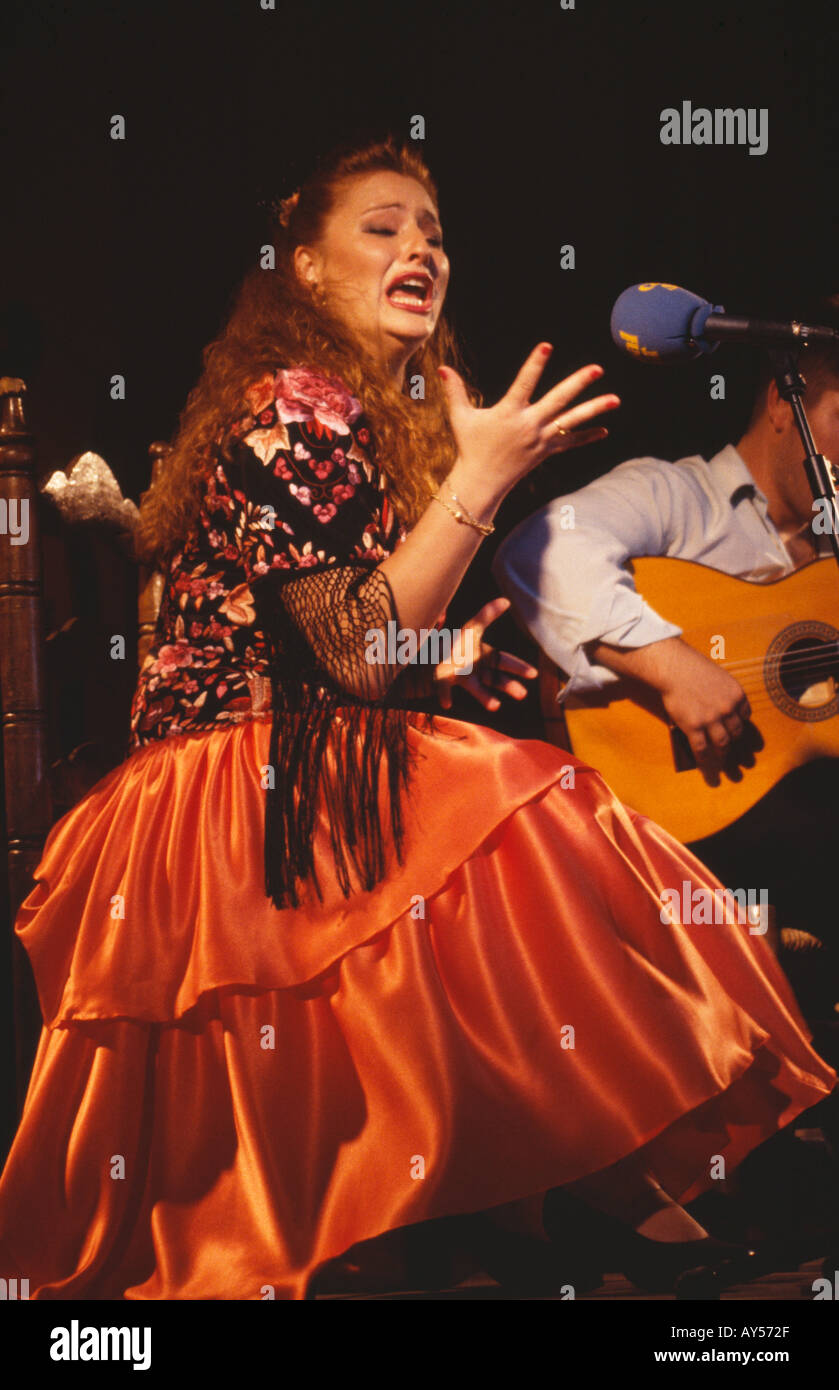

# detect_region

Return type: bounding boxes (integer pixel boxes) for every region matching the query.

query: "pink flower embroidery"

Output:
[289,542,330,567]
[272,367,362,435]
[313,502,338,523]
[331,483,355,503]
[290,484,312,506]
[154,642,196,676]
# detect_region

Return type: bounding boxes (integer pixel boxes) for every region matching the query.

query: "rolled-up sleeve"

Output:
[492,459,687,700]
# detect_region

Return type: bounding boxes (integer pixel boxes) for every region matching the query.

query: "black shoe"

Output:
[543,1188,760,1297]
[627,1234,761,1299]
[672,1247,763,1301]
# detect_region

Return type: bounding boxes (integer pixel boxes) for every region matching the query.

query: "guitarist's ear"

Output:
[766,377,793,434]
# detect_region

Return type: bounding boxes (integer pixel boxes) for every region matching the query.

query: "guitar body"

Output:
[562,556,839,842]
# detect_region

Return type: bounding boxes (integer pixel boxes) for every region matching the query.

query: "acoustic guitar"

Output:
[559,556,839,842]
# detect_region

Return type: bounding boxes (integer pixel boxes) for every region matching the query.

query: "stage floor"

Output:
[315,1256,828,1300]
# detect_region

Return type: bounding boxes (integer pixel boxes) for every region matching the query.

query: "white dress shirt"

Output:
[493,444,831,700]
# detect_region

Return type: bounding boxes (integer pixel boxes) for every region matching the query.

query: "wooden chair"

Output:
[0,377,167,1152]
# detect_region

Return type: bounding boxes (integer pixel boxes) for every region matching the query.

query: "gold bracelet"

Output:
[432,483,495,536]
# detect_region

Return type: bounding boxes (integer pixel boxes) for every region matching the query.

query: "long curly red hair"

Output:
[135,136,478,567]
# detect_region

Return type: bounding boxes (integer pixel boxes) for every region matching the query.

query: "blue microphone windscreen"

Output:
[611,284,721,361]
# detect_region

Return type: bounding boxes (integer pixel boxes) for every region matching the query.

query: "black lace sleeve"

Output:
[223,367,430,909]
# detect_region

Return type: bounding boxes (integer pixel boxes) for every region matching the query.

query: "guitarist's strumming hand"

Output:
[590,635,752,769]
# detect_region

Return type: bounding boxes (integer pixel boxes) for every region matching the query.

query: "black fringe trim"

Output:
[263,674,427,910]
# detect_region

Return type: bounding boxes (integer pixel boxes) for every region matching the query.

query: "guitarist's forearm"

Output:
[590,636,698,694]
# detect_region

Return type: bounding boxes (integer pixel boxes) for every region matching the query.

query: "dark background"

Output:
[2,0,838,716]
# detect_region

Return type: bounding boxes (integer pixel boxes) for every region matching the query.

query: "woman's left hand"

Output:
[434,597,538,711]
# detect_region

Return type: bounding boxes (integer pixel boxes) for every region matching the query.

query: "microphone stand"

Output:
[771,349,839,573]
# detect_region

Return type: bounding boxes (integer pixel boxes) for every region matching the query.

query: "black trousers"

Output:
[688,758,838,937]
[688,757,839,1024]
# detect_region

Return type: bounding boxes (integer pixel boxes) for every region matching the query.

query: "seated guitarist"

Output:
[493,310,839,1022]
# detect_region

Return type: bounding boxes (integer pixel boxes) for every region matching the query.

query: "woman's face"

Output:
[296,170,450,382]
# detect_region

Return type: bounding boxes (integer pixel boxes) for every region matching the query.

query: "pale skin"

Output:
[294,168,725,1248]
[591,376,839,764]
[293,169,620,712]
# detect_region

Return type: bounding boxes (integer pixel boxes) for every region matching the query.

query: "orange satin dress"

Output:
[0,705,835,1300]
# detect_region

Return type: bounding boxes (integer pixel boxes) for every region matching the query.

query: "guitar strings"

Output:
[717,673,838,703]
[710,689,836,714]
[720,640,839,672]
[714,646,839,680]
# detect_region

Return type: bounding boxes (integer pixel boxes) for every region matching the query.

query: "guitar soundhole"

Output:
[764,621,839,722]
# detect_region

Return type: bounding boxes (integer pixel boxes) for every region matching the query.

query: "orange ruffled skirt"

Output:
[0,711,834,1299]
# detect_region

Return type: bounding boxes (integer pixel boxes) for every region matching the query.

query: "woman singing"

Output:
[0,136,834,1300]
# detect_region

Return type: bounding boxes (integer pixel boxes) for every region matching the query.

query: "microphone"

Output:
[610,283,839,362]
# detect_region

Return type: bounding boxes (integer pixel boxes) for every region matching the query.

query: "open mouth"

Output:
[386,274,434,313]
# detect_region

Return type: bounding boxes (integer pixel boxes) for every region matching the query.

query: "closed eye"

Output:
[366,226,443,247]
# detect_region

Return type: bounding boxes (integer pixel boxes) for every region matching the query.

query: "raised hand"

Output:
[438,344,620,500]
[378,347,620,667]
